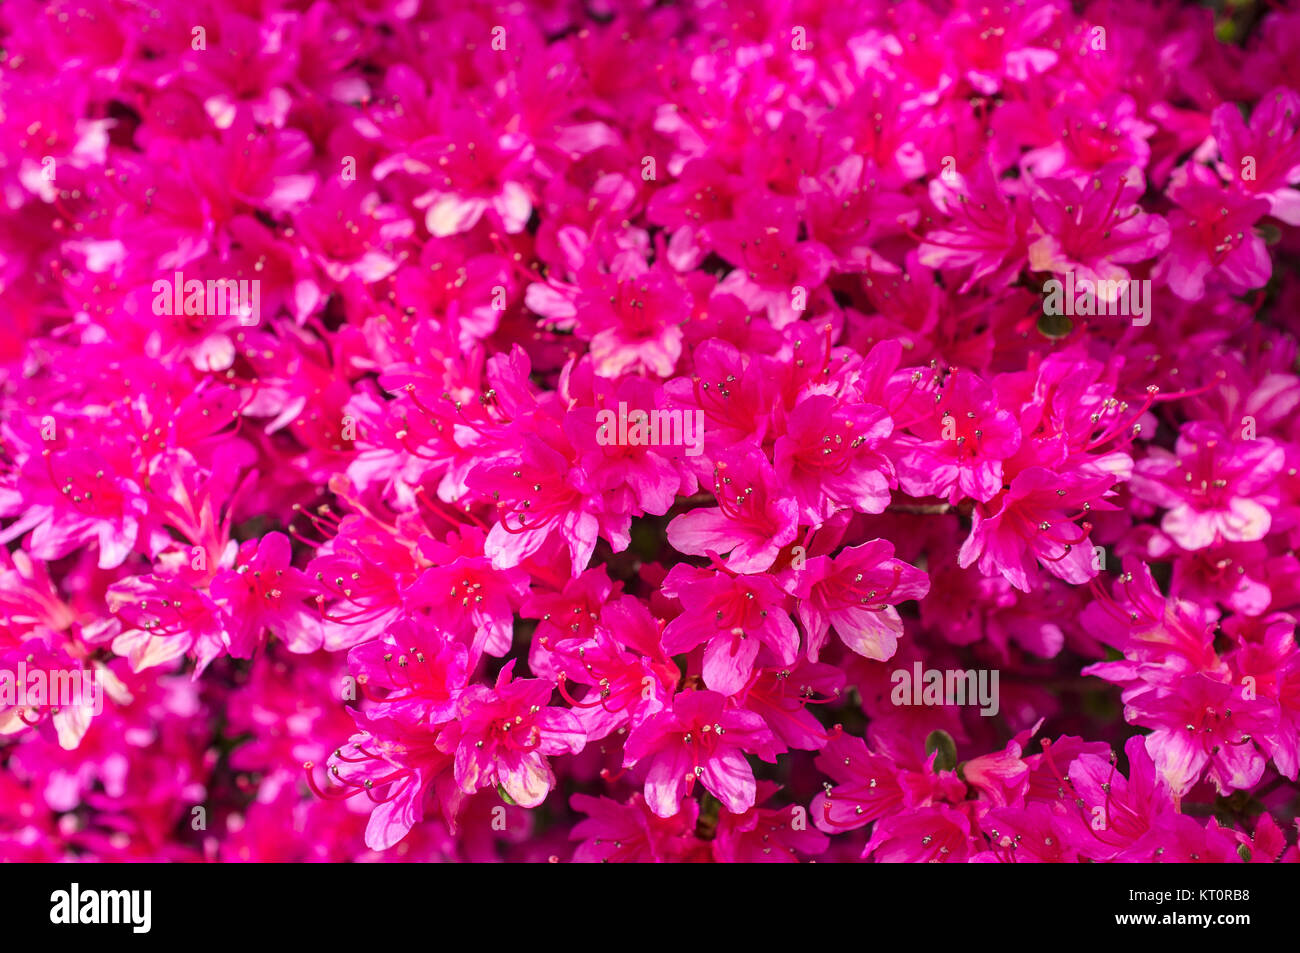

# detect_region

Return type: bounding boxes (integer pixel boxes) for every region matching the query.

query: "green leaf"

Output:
[1037,311,1073,339]
[926,729,958,773]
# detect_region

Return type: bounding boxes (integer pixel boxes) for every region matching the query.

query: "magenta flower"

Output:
[446,661,585,808]
[412,111,534,239]
[796,540,929,661]
[1027,165,1170,288]
[347,618,469,728]
[810,729,910,834]
[665,447,799,573]
[1138,814,1244,863]
[896,369,1022,505]
[961,733,1032,809]
[713,782,829,862]
[402,528,530,661]
[308,717,458,852]
[773,394,895,522]
[940,0,1059,95]
[623,690,783,818]
[1130,422,1285,551]
[1125,673,1276,798]
[862,804,974,863]
[4,0,1300,866]
[959,466,1116,592]
[570,261,691,379]
[975,802,1080,863]
[1232,620,1300,780]
[1154,162,1271,301]
[738,661,844,751]
[660,564,799,696]
[468,434,614,577]
[916,157,1032,291]
[704,193,837,329]
[662,338,779,449]
[801,155,917,271]
[550,626,673,743]
[569,793,701,863]
[1052,735,1177,862]
[562,374,692,519]
[1022,93,1156,181]
[1,441,147,571]
[105,573,231,675]
[210,532,322,656]
[1212,87,1300,225]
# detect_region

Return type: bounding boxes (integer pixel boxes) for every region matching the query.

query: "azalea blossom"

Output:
[1,0,1298,868]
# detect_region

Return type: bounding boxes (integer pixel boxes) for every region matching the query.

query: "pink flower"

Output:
[713,782,829,862]
[0,439,146,570]
[402,527,530,661]
[550,622,675,742]
[1140,814,1244,863]
[104,573,231,675]
[1052,735,1176,862]
[308,716,458,852]
[446,661,585,808]
[662,338,779,449]
[773,394,895,522]
[665,447,799,573]
[704,193,836,329]
[916,157,1032,291]
[1027,165,1170,288]
[660,564,799,696]
[1021,94,1155,181]
[1231,619,1300,780]
[1154,162,1271,301]
[738,661,843,751]
[796,540,929,661]
[940,0,1059,95]
[962,726,1035,808]
[347,618,469,728]
[810,729,911,833]
[412,113,533,238]
[1130,422,1285,551]
[562,373,693,519]
[974,803,1079,863]
[897,369,1022,505]
[5,0,1300,865]
[292,181,414,284]
[569,793,701,863]
[959,466,1116,592]
[570,259,691,379]
[468,433,615,577]
[623,690,783,818]
[1126,673,1277,797]
[862,804,974,863]
[210,532,322,655]
[801,156,917,271]
[1212,87,1300,225]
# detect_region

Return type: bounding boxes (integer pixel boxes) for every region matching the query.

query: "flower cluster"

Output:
[1,0,1299,863]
